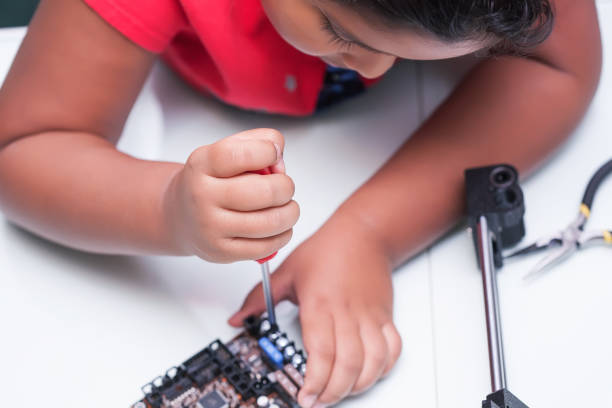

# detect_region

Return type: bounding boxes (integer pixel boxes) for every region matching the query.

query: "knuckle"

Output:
[187,145,209,166]
[185,156,198,174]
[194,175,214,198]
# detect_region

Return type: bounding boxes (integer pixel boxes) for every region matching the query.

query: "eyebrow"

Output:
[324,13,395,56]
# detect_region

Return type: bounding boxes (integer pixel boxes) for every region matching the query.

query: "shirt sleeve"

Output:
[83,0,187,53]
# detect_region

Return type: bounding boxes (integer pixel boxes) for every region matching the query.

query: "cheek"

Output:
[260,0,335,56]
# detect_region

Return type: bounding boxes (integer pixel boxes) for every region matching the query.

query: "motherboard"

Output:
[132,316,306,408]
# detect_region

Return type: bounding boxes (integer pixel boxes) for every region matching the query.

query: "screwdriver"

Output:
[257,252,277,326]
[253,168,278,327]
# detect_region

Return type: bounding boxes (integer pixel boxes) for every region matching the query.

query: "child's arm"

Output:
[0,0,297,261]
[335,0,602,267]
[232,0,602,406]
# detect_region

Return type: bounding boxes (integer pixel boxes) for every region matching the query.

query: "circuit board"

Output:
[132,316,306,408]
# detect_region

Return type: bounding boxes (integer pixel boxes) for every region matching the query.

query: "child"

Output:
[0,0,601,406]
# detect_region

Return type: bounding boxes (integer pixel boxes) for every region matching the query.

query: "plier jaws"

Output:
[521,227,611,280]
[504,159,612,280]
[506,234,563,258]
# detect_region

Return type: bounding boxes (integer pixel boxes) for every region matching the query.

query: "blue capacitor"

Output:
[258,337,284,368]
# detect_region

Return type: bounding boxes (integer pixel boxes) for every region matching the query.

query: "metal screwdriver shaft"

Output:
[260,260,277,326]
[253,167,280,328]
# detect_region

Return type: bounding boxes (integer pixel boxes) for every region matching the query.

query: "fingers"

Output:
[381,322,402,377]
[298,313,402,407]
[220,200,300,239]
[351,320,389,395]
[216,173,296,211]
[192,128,285,178]
[298,311,335,408]
[221,228,294,262]
[316,316,364,406]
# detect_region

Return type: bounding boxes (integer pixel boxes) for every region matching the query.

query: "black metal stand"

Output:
[465,164,529,408]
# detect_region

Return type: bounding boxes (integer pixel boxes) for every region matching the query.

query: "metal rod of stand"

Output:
[476,215,507,392]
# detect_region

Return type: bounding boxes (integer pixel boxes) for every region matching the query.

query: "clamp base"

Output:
[482,389,529,408]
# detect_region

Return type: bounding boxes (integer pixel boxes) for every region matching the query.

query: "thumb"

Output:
[228,268,294,327]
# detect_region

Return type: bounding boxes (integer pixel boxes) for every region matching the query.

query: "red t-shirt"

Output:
[84,0,374,116]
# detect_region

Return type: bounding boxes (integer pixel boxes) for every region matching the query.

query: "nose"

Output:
[342,52,396,78]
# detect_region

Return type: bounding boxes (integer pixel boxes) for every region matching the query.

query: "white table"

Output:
[1,3,611,406]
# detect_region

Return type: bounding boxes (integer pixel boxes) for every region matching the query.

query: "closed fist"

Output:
[164,128,299,262]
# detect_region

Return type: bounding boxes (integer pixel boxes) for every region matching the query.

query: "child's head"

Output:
[261,0,554,78]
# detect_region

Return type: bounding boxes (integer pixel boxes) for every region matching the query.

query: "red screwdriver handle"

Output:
[257,253,276,264]
[252,168,278,263]
[253,168,272,176]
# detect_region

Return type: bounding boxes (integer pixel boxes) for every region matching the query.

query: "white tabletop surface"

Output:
[1,3,611,407]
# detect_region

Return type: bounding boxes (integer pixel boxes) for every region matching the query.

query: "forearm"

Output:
[0,131,184,255]
[333,53,601,267]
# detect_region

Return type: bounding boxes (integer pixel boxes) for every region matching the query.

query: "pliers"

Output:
[507,159,612,280]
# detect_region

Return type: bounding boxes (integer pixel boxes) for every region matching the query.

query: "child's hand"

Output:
[164,128,299,263]
[229,218,402,407]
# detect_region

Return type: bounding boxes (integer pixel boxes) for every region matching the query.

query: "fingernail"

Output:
[273,143,282,162]
[301,394,317,408]
[313,403,328,408]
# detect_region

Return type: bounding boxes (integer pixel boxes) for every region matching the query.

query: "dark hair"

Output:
[336,0,554,54]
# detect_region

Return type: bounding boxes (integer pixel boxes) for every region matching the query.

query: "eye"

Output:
[320,15,355,51]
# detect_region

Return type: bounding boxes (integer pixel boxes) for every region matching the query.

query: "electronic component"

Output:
[132,316,305,408]
[197,390,228,408]
[283,365,304,388]
[274,371,299,399]
[258,337,284,369]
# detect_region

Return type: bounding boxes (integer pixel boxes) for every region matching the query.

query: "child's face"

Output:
[261,0,489,78]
